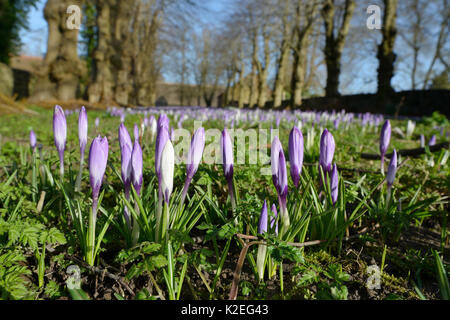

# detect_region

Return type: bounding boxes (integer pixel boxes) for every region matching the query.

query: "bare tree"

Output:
[272,0,293,108]
[377,0,398,101]
[31,0,86,101]
[321,0,356,97]
[290,0,320,107]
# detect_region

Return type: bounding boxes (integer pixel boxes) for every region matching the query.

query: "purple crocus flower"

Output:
[289,127,304,188]
[160,139,174,204]
[380,120,391,174]
[271,137,282,190]
[270,204,278,235]
[181,127,205,202]
[386,149,397,188]
[53,105,67,177]
[155,125,170,181]
[221,129,234,183]
[257,200,268,235]
[277,150,288,207]
[30,130,36,150]
[119,123,132,152]
[277,148,290,234]
[95,117,99,128]
[131,139,143,196]
[319,129,335,174]
[89,136,109,210]
[429,135,436,146]
[330,163,338,205]
[79,107,88,156]
[121,142,132,197]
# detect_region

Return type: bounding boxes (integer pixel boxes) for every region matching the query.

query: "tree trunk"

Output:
[273,1,290,108]
[31,0,86,101]
[377,0,398,102]
[322,0,355,97]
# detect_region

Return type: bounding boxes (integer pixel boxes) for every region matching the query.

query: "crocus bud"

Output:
[121,143,132,194]
[386,149,397,188]
[53,105,67,176]
[429,135,436,146]
[319,129,335,173]
[257,200,268,235]
[420,134,425,148]
[160,139,174,204]
[79,106,88,153]
[221,129,234,182]
[95,117,100,128]
[330,163,338,205]
[158,114,169,132]
[277,148,290,233]
[155,125,170,180]
[270,204,278,235]
[187,128,205,178]
[119,123,132,152]
[89,136,109,201]
[380,120,391,173]
[277,149,288,204]
[289,127,304,188]
[30,130,36,150]
[271,137,282,190]
[131,139,143,195]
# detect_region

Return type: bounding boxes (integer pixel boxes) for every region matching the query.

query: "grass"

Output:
[0,105,448,300]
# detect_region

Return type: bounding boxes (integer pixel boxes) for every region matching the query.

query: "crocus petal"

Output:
[79,106,88,150]
[30,130,36,149]
[89,136,109,199]
[131,140,143,195]
[53,105,67,153]
[289,127,304,187]
[380,120,391,156]
[221,129,233,181]
[277,149,288,199]
[386,149,397,187]
[258,200,268,234]
[186,127,205,180]
[155,126,170,179]
[121,143,132,188]
[160,139,174,203]
[330,163,339,205]
[271,136,282,189]
[119,123,132,152]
